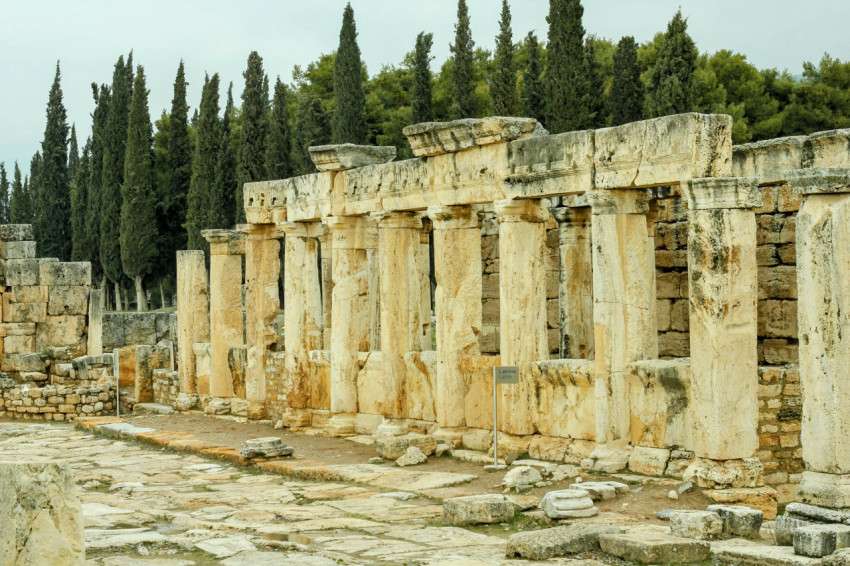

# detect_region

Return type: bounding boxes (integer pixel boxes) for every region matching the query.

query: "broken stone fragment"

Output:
[501,466,543,491]
[442,494,516,526]
[505,524,622,560]
[794,524,850,558]
[308,143,396,172]
[375,432,436,460]
[598,532,710,564]
[239,437,293,459]
[706,504,764,537]
[395,446,427,467]
[669,510,724,540]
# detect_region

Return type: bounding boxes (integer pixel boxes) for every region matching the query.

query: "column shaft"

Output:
[177,250,209,394]
[554,207,594,359]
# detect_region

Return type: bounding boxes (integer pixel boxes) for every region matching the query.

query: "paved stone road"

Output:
[0,422,602,565]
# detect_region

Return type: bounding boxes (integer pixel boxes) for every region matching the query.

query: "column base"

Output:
[581,444,632,473]
[703,486,779,520]
[246,401,266,421]
[325,414,356,436]
[374,419,408,437]
[797,471,850,509]
[278,408,312,428]
[683,457,765,489]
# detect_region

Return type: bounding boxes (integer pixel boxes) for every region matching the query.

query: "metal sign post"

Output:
[492,366,519,466]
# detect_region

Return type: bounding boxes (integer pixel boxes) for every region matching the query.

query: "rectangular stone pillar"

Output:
[682,177,760,461]
[202,231,244,399]
[241,224,281,418]
[786,168,850,508]
[87,289,103,356]
[588,189,656,448]
[326,217,375,431]
[377,212,422,419]
[429,206,482,429]
[176,250,210,394]
[495,199,549,435]
[553,204,594,359]
[279,221,323,426]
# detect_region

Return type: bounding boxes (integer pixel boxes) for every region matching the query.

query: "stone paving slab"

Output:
[710,539,824,565]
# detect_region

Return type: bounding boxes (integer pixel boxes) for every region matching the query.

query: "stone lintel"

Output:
[308,144,396,172]
[587,189,651,215]
[201,229,245,255]
[325,216,377,249]
[786,168,850,195]
[275,221,324,239]
[494,199,549,223]
[427,205,480,231]
[373,211,423,231]
[404,117,541,158]
[683,177,760,210]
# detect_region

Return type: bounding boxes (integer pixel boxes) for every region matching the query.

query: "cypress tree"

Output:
[25,153,40,224]
[492,0,519,116]
[412,32,434,124]
[121,66,158,311]
[608,36,644,126]
[645,10,698,117]
[101,54,134,309]
[545,0,589,133]
[584,38,605,128]
[9,163,25,224]
[68,124,79,181]
[332,3,369,144]
[211,82,237,229]
[37,62,71,259]
[0,164,8,223]
[450,0,477,119]
[185,73,221,252]
[293,95,332,175]
[71,142,90,261]
[266,78,293,179]
[163,60,191,263]
[237,51,267,224]
[523,32,545,122]
[23,176,32,224]
[87,84,110,283]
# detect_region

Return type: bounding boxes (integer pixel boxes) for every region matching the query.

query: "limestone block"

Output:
[176,250,209,394]
[7,285,47,304]
[775,514,816,546]
[539,490,597,519]
[670,510,724,540]
[489,433,532,461]
[594,113,732,190]
[565,439,596,464]
[308,143,396,172]
[403,351,436,422]
[0,353,43,374]
[2,297,46,323]
[824,549,850,566]
[0,461,84,565]
[227,345,247,399]
[193,343,211,396]
[355,352,384,415]
[395,446,427,467]
[703,486,778,520]
[39,262,91,286]
[3,334,35,355]
[426,143,509,208]
[532,359,595,440]
[47,286,88,316]
[102,313,124,348]
[4,259,40,286]
[528,436,572,462]
[442,494,516,525]
[505,524,622,560]
[282,173,332,222]
[123,313,156,345]
[732,136,805,184]
[36,316,86,356]
[404,117,539,157]
[0,241,35,260]
[0,323,35,337]
[239,437,293,459]
[243,180,287,224]
[375,433,436,460]
[626,360,692,449]
[629,446,672,477]
[803,129,850,168]
[461,428,493,452]
[502,466,542,490]
[504,130,594,198]
[599,533,709,564]
[797,472,850,509]
[308,350,330,411]
[683,176,761,210]
[0,224,34,242]
[706,504,764,537]
[794,524,850,558]
[684,458,765,489]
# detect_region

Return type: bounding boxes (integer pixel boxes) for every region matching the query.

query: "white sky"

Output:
[1,0,848,176]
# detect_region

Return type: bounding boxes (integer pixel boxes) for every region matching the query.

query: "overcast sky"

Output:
[1,0,848,177]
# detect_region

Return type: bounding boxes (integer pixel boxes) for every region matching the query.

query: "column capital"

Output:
[372,210,423,230]
[427,205,480,231]
[325,216,377,249]
[202,229,245,255]
[587,189,651,215]
[275,221,324,239]
[494,199,549,223]
[238,223,279,240]
[785,168,850,196]
[683,177,760,210]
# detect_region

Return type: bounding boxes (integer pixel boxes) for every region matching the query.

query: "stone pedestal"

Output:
[553,205,594,359]
[429,205,482,428]
[279,222,323,425]
[241,224,281,419]
[588,189,656,447]
[786,168,850,508]
[377,212,423,419]
[327,216,375,430]
[682,177,760,461]
[176,250,210,394]
[495,199,549,435]
[201,231,244,399]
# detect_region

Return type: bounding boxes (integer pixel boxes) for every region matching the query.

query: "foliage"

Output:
[609,36,644,125]
[266,78,293,179]
[492,0,519,116]
[584,37,606,128]
[645,10,697,117]
[70,142,90,261]
[545,0,589,132]
[522,32,545,123]
[237,51,267,223]
[333,3,369,144]
[86,83,110,278]
[186,73,220,253]
[212,83,238,228]
[411,32,434,124]
[0,163,7,223]
[293,94,332,175]
[8,162,27,224]
[450,0,477,118]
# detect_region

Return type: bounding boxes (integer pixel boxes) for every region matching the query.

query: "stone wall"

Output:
[103,312,177,350]
[0,379,115,421]
[757,365,803,503]
[152,369,179,406]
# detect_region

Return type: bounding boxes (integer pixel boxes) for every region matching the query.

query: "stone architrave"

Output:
[202,230,244,399]
[279,221,324,425]
[376,211,423,419]
[326,216,375,425]
[428,205,483,428]
[176,250,210,395]
[785,168,850,508]
[682,177,760,461]
[553,204,594,359]
[241,223,281,418]
[87,288,103,357]
[495,199,549,435]
[588,189,656,445]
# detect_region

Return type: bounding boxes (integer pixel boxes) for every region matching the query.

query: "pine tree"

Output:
[9,162,25,224]
[412,32,434,124]
[545,0,589,132]
[185,74,221,252]
[608,36,644,126]
[293,95,332,174]
[101,54,134,309]
[68,124,80,181]
[121,66,158,311]
[162,60,191,264]
[333,3,369,144]
[266,78,293,179]
[450,0,477,118]
[87,84,110,282]
[211,82,237,229]
[71,142,91,261]
[492,0,519,116]
[237,51,267,224]
[37,62,71,259]
[523,32,545,122]
[645,10,698,117]
[584,38,605,128]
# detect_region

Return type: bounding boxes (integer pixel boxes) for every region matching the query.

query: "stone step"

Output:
[598,532,710,564]
[133,403,173,415]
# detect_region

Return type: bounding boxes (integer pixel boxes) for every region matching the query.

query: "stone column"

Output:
[429,205,482,429]
[325,217,375,433]
[682,177,760,463]
[786,168,850,508]
[588,189,656,455]
[319,224,333,349]
[419,222,433,350]
[376,211,422,419]
[495,199,549,435]
[279,221,323,427]
[87,289,103,356]
[176,251,209,394]
[553,203,594,359]
[202,231,244,399]
[241,223,281,419]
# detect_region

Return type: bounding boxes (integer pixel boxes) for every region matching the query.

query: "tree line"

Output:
[2,0,849,312]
